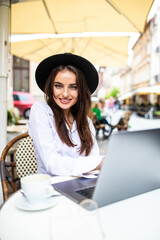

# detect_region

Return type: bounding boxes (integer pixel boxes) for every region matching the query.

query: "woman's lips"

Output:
[59,98,71,104]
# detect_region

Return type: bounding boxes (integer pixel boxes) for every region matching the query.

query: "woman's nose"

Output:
[62,87,69,97]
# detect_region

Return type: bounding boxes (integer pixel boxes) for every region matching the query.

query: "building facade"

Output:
[119,8,160,109]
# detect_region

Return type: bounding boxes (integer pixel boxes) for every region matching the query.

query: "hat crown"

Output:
[35,53,99,94]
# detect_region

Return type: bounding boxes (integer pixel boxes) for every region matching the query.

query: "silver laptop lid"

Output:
[93,128,160,207]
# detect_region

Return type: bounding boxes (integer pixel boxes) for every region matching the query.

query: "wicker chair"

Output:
[93,111,132,138]
[0,131,37,202]
[114,111,132,131]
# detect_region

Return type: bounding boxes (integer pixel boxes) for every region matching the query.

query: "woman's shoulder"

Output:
[31,101,53,115]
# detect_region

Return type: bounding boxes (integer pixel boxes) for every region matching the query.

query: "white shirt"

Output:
[28,102,102,176]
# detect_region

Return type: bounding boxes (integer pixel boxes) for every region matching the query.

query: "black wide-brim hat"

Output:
[35,53,99,94]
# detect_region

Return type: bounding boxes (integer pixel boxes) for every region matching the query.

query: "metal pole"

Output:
[0,0,10,205]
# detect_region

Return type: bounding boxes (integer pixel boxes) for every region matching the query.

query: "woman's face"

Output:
[53,69,78,112]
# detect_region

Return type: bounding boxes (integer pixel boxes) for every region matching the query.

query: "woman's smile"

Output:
[59,98,72,104]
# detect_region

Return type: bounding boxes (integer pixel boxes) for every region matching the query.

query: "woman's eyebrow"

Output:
[54,81,77,85]
[54,81,63,84]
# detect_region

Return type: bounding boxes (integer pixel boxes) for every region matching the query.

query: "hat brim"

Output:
[35,53,99,94]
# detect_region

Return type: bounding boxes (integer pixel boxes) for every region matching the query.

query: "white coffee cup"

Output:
[20,174,54,206]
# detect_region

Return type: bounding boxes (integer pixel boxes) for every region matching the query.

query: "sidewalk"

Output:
[128,112,160,131]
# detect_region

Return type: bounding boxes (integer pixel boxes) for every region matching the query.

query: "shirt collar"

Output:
[65,120,77,133]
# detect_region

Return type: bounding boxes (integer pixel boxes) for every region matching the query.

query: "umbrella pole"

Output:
[0,0,10,205]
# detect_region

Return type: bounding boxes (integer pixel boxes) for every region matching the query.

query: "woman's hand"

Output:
[93,157,104,171]
[83,157,104,175]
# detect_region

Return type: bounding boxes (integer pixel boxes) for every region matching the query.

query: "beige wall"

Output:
[29,61,44,102]
[120,69,132,95]
[131,21,151,89]
[119,9,160,100]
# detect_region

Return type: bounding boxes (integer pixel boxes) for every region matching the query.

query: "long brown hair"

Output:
[44,65,93,156]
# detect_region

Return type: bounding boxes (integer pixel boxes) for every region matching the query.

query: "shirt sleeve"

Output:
[28,103,102,176]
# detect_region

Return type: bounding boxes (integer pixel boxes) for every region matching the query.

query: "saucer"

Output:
[15,195,58,211]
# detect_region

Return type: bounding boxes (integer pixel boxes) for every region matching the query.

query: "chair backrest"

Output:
[16,136,37,178]
[123,111,132,123]
[0,131,37,202]
[117,111,132,130]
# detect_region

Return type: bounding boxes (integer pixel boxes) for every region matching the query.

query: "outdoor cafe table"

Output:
[0,176,160,240]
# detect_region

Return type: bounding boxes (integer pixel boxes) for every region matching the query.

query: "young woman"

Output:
[29,53,103,176]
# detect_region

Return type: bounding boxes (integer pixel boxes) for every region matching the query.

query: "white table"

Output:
[0,176,160,240]
[7,125,28,133]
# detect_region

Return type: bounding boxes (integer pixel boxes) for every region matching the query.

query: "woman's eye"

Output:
[70,85,77,90]
[54,84,62,89]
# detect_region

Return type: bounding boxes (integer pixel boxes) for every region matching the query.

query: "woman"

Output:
[92,102,103,123]
[92,102,111,126]
[29,53,103,176]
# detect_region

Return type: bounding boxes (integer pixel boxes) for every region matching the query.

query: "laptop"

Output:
[53,128,160,208]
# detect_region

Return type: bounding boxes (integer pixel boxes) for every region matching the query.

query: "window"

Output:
[13,94,19,101]
[13,56,29,92]
[13,94,29,101]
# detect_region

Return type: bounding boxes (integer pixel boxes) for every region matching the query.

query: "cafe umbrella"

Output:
[10,35,130,66]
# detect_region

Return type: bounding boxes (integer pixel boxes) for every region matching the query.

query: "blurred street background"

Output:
[97,109,160,155]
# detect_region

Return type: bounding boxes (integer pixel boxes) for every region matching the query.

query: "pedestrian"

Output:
[29,53,103,176]
[108,96,115,113]
[99,98,106,113]
[114,97,120,111]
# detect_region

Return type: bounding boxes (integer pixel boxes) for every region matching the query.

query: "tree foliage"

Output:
[106,86,120,99]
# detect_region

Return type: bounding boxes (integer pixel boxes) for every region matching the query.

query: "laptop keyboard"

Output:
[76,186,95,198]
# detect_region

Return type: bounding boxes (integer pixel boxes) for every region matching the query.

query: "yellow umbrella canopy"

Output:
[11,0,154,34]
[11,36,129,66]
[11,0,154,66]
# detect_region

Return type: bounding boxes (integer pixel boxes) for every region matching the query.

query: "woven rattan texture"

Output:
[16,136,38,178]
